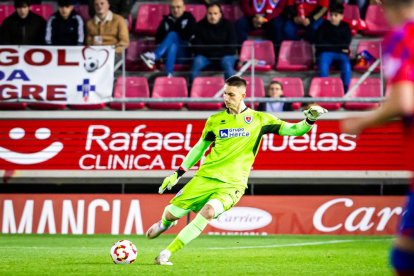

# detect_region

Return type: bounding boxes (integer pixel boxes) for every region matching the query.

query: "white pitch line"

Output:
[208,238,392,250]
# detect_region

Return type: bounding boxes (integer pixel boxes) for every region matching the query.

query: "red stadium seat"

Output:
[344,78,381,110]
[239,40,275,71]
[31,4,54,20]
[272,77,304,110]
[0,102,27,110]
[309,77,344,110]
[276,40,313,71]
[221,4,243,22]
[135,4,169,36]
[354,40,381,72]
[109,77,149,110]
[74,4,90,22]
[244,76,265,109]
[147,77,187,110]
[363,4,391,36]
[186,4,206,22]
[0,5,15,25]
[187,77,224,110]
[29,103,66,110]
[126,39,156,71]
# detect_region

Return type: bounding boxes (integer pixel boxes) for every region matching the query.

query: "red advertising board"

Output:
[0,194,405,235]
[0,119,406,171]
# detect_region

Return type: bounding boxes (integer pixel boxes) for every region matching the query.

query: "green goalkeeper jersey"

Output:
[193,107,306,188]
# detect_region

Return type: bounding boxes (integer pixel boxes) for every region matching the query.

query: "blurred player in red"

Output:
[341,0,414,274]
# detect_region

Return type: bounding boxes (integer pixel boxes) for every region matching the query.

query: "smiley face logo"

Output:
[0,127,64,165]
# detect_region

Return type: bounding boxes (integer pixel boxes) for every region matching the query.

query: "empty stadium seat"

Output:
[276,40,313,71]
[244,76,265,109]
[0,4,14,25]
[147,77,187,110]
[344,78,381,110]
[135,4,169,36]
[109,77,149,110]
[187,77,224,110]
[221,4,243,22]
[354,40,381,72]
[29,103,66,110]
[239,40,275,71]
[309,77,344,110]
[31,4,54,20]
[126,39,156,71]
[272,77,304,110]
[186,4,206,22]
[0,102,27,110]
[74,4,90,22]
[363,4,391,36]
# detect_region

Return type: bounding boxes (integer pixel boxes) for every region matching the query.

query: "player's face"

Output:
[170,0,185,19]
[16,5,30,19]
[223,85,246,111]
[58,5,74,20]
[207,5,222,25]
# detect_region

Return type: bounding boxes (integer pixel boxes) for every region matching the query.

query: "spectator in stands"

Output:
[86,0,129,55]
[140,0,196,77]
[1,0,46,45]
[190,3,237,81]
[283,0,328,43]
[259,80,292,112]
[315,3,352,92]
[45,0,85,45]
[235,0,286,51]
[332,0,369,18]
[88,0,132,27]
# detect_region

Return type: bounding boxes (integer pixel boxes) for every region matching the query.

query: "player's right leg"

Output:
[146,204,190,239]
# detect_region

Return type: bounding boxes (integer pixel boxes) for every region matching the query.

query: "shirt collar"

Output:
[94,10,113,24]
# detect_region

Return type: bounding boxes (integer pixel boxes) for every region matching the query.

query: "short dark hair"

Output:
[206,2,222,14]
[330,3,344,14]
[225,76,247,88]
[268,80,283,90]
[14,0,30,8]
[58,0,74,7]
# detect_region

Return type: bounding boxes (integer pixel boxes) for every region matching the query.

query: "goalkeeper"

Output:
[147,75,328,265]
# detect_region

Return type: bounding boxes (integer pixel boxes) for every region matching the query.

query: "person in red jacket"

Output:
[283,0,328,43]
[235,0,286,50]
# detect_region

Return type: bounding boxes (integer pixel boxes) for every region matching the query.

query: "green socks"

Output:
[166,214,210,254]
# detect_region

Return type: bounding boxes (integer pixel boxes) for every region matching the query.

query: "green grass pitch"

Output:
[0,234,393,275]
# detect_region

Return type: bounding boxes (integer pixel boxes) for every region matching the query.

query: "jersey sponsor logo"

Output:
[244,115,253,124]
[219,128,250,139]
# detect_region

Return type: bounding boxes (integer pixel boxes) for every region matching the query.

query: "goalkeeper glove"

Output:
[158,166,186,194]
[304,105,328,124]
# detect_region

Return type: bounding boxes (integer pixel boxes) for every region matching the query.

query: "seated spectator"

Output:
[235,0,286,52]
[316,3,352,92]
[140,0,196,77]
[45,0,85,45]
[259,80,292,112]
[191,3,237,81]
[1,0,46,45]
[283,0,328,43]
[332,0,369,18]
[88,0,132,25]
[86,0,129,55]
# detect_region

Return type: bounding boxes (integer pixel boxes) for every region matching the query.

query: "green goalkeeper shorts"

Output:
[170,175,245,213]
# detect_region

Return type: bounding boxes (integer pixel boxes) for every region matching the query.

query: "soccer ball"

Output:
[110,240,138,264]
[84,57,99,72]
